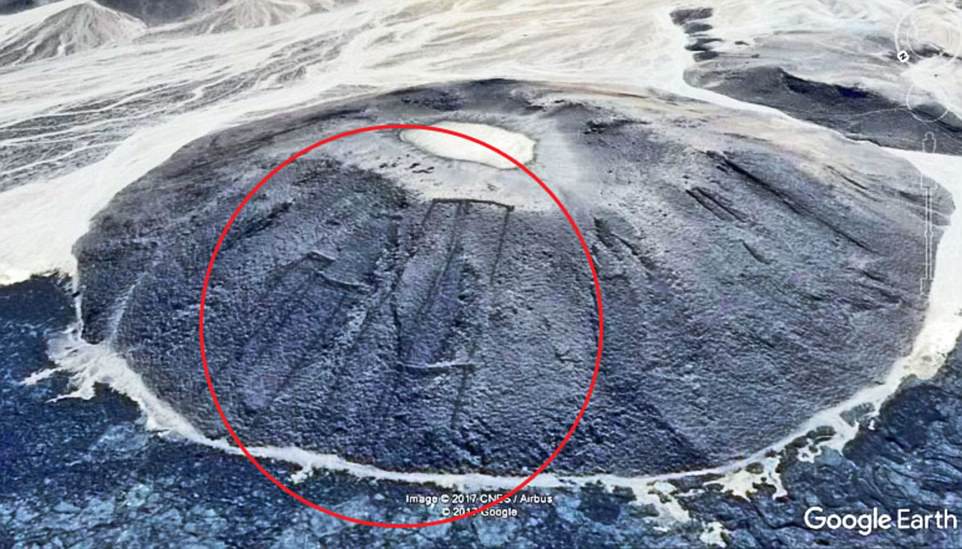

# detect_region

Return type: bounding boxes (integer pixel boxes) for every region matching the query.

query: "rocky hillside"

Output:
[74,79,951,476]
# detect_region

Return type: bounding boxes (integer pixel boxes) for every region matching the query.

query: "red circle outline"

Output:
[198,123,605,529]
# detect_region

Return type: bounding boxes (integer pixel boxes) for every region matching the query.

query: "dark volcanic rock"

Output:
[673,6,723,61]
[689,64,962,154]
[6,283,962,548]
[97,0,227,25]
[670,7,713,26]
[679,27,962,154]
[74,79,951,476]
[683,341,962,548]
[0,0,50,15]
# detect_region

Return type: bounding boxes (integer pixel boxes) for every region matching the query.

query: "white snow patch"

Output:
[400,122,535,170]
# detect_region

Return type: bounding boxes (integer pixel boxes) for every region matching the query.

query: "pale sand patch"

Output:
[400,121,536,169]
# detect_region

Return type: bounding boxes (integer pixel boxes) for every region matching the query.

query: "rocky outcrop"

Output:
[675,11,962,154]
